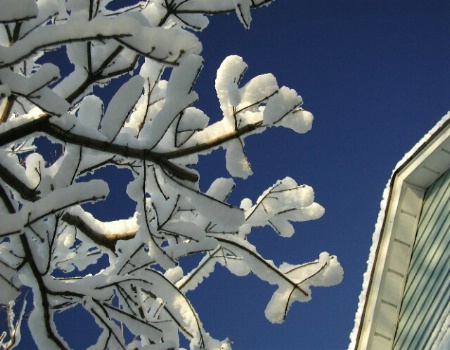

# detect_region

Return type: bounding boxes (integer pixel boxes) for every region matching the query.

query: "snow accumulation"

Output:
[0,0,38,23]
[0,180,108,237]
[348,111,450,349]
[0,0,344,349]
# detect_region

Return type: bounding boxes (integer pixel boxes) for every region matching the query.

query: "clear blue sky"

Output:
[14,1,450,349]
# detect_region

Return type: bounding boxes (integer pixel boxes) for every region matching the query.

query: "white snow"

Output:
[165,172,245,230]
[263,86,302,125]
[0,180,109,237]
[77,95,104,129]
[100,75,144,141]
[233,0,252,29]
[206,178,235,201]
[0,64,69,116]
[144,54,202,149]
[215,55,247,110]
[118,26,202,63]
[0,0,38,22]
[244,177,324,237]
[0,269,20,304]
[0,1,342,348]
[0,15,140,67]
[238,73,278,110]
[265,253,343,323]
[0,84,11,98]
[68,206,138,238]
[175,106,209,146]
[225,139,253,178]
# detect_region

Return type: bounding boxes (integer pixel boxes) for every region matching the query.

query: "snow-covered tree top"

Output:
[0,1,342,349]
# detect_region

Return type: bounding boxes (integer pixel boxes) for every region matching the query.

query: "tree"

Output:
[0,1,343,349]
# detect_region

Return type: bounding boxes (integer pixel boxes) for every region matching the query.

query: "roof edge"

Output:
[348,111,450,350]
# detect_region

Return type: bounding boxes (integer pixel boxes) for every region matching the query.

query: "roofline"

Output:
[351,113,450,349]
[393,116,450,181]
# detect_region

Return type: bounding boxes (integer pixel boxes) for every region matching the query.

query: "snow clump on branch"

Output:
[0,1,342,349]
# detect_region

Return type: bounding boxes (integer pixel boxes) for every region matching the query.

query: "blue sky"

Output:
[10,1,450,349]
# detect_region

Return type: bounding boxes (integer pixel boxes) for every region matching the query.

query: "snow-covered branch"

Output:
[0,1,342,349]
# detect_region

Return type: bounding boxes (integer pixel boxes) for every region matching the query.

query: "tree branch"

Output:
[163,121,263,159]
[157,0,274,27]
[19,234,68,350]
[0,95,17,124]
[0,116,264,186]
[65,45,126,104]
[213,235,309,297]
[61,212,135,251]
[0,182,16,213]
[0,162,40,201]
[0,34,132,69]
[0,115,198,182]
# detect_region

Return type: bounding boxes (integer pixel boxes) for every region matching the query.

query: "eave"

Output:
[351,112,450,350]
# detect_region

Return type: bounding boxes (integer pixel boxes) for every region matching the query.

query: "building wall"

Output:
[393,168,450,349]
